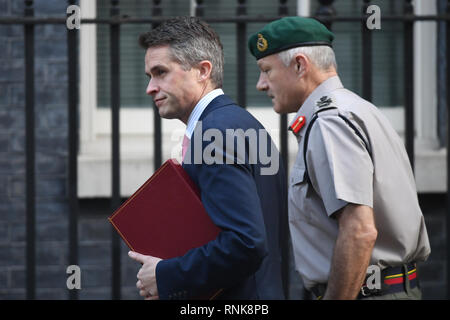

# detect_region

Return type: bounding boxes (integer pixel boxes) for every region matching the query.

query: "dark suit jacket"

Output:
[155,94,288,299]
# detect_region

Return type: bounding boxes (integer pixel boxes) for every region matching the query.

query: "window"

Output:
[78,0,442,196]
[310,0,405,107]
[96,0,191,109]
[95,0,297,109]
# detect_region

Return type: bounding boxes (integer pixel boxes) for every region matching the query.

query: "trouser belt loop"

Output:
[402,263,412,296]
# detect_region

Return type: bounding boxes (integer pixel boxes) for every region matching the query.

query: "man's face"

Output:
[256,54,302,114]
[145,45,202,123]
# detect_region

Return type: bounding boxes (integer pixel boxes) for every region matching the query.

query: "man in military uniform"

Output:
[248,16,431,300]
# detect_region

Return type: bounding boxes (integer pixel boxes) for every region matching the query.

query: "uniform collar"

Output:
[288,76,343,141]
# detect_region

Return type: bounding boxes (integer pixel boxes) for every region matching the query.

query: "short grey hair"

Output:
[277,45,337,71]
[139,17,224,88]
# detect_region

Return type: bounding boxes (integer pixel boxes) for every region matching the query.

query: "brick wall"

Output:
[1,0,27,299]
[1,0,70,299]
[0,0,447,300]
[76,200,140,300]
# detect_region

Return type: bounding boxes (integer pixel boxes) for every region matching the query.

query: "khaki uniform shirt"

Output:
[288,76,431,290]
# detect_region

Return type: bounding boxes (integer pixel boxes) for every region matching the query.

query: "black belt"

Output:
[310,262,418,299]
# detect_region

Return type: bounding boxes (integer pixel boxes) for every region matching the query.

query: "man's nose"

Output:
[256,73,268,92]
[146,79,159,96]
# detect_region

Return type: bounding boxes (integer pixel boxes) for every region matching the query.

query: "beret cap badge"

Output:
[248,17,335,60]
[257,34,268,52]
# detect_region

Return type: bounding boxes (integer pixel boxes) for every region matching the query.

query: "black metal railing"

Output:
[24,0,35,301]
[446,0,450,303]
[67,0,79,301]
[0,0,449,300]
[404,0,415,171]
[109,0,121,300]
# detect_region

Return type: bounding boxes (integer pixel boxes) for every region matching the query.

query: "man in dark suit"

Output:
[128,16,287,300]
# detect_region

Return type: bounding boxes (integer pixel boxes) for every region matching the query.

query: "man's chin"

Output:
[272,104,287,115]
[272,103,299,115]
[157,107,175,120]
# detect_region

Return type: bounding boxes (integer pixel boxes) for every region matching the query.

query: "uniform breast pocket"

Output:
[289,165,323,224]
[290,165,306,186]
[289,166,311,222]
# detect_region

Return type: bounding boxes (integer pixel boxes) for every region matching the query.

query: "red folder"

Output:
[108,159,221,260]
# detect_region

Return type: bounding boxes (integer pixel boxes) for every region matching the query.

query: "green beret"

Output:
[248,16,335,60]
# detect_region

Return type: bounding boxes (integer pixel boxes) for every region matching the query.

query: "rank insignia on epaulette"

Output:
[316,96,332,108]
[289,116,306,135]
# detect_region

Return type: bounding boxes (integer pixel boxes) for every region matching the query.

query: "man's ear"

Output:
[197,60,213,82]
[294,54,308,76]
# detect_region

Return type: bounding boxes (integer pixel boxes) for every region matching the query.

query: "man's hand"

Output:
[128,251,162,300]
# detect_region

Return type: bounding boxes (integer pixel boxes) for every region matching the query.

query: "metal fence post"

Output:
[236,0,247,108]
[195,0,204,17]
[316,0,336,31]
[24,0,35,301]
[446,0,450,300]
[152,0,162,170]
[362,0,373,102]
[67,0,79,301]
[277,0,290,300]
[404,0,415,172]
[110,0,121,300]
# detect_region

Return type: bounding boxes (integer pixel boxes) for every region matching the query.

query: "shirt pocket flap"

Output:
[290,166,307,185]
